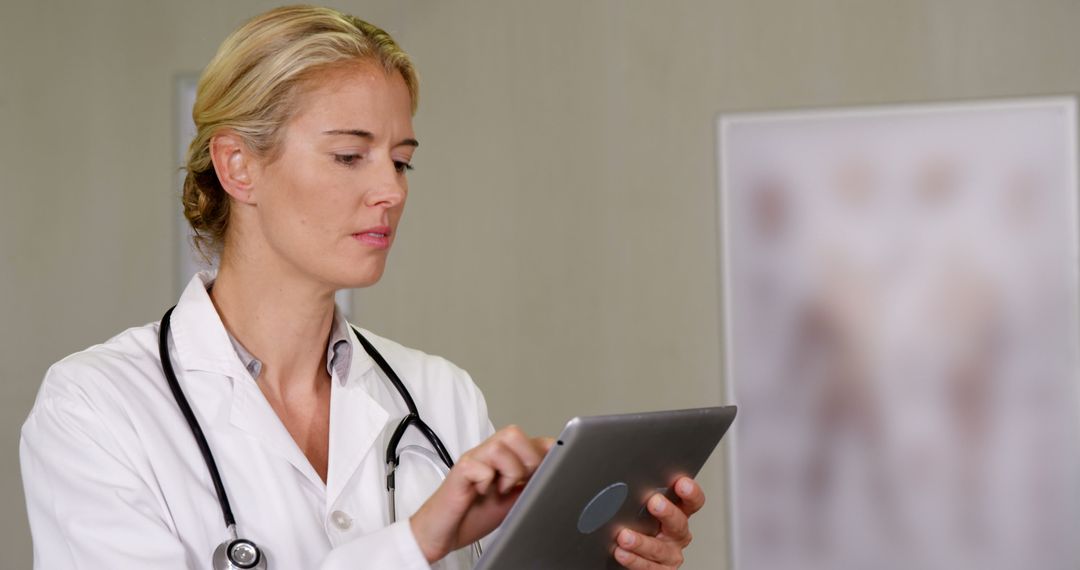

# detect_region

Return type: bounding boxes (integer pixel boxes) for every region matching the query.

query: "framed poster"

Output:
[719,98,1080,570]
[173,76,353,314]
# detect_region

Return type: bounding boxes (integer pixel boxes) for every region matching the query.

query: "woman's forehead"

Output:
[288,62,414,136]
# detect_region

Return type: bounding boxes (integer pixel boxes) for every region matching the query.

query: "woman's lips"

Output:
[352,227,391,249]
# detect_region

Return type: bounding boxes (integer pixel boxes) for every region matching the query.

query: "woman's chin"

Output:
[332,267,386,290]
[292,250,388,291]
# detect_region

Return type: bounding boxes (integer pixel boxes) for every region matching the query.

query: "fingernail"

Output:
[678,480,694,495]
[620,531,636,547]
[615,548,632,562]
[652,496,667,513]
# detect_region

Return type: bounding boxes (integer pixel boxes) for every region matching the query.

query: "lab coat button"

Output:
[330,510,353,531]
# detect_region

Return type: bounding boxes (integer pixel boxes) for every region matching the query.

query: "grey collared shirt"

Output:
[226,308,353,382]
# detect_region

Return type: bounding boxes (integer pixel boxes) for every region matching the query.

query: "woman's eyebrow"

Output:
[323,129,374,139]
[322,129,419,148]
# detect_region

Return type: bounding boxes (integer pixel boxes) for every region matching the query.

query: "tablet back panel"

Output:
[475,405,736,570]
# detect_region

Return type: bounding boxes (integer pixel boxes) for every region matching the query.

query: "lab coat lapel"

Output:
[170,274,395,503]
[171,272,327,490]
[326,329,388,509]
[228,376,328,490]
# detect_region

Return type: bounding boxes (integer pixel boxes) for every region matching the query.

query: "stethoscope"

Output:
[158,306,480,569]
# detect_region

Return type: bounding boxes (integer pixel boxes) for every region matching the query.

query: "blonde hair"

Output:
[182,5,418,260]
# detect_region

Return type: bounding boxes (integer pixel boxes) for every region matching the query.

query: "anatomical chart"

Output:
[719,99,1080,570]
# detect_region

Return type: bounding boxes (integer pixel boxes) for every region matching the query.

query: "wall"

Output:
[3,1,1079,567]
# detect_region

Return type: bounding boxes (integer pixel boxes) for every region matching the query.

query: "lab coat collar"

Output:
[170,271,249,378]
[169,272,389,496]
[170,273,327,485]
[222,326,387,500]
[170,271,378,383]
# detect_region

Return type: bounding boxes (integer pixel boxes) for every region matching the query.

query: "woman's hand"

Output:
[409,425,553,563]
[613,476,705,569]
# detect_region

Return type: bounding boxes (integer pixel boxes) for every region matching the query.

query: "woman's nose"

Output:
[364,158,407,208]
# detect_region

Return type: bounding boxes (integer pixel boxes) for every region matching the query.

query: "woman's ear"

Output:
[209,132,258,204]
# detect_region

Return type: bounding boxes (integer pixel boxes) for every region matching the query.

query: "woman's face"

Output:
[246,62,416,290]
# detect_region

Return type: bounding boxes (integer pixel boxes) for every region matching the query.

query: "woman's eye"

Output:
[333,153,362,166]
[394,161,414,174]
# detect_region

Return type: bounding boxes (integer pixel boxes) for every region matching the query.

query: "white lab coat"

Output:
[20,272,495,569]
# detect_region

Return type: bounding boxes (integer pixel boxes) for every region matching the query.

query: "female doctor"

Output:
[20,5,705,569]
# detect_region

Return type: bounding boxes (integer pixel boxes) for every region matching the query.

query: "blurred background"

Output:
[722,102,1079,570]
[4,1,1080,568]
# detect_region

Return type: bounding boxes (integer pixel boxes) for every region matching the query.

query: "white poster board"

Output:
[173,77,352,313]
[719,98,1080,570]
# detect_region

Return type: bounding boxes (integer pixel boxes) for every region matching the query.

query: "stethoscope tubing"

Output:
[158,304,461,565]
[160,306,238,530]
[352,329,455,467]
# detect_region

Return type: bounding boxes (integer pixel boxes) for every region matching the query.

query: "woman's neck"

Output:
[209,254,337,400]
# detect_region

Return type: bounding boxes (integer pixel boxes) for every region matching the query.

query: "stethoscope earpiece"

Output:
[213,538,265,570]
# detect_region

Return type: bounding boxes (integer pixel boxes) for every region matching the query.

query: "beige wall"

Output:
[4,1,1080,568]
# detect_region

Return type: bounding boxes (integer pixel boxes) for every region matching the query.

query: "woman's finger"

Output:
[648,494,692,547]
[454,454,497,495]
[493,425,546,472]
[617,529,684,567]
[672,477,705,517]
[613,546,667,569]
[472,439,529,494]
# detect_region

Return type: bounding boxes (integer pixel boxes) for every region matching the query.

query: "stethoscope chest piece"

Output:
[213,538,266,570]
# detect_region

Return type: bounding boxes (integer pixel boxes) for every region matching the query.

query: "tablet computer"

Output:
[474,405,737,570]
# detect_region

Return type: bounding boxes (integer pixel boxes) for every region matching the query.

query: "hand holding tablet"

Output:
[474,406,737,569]
[613,475,706,568]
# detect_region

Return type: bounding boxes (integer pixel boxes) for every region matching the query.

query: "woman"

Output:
[20,6,704,569]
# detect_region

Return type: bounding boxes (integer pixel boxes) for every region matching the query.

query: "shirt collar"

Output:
[224,305,354,383]
[327,310,354,382]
